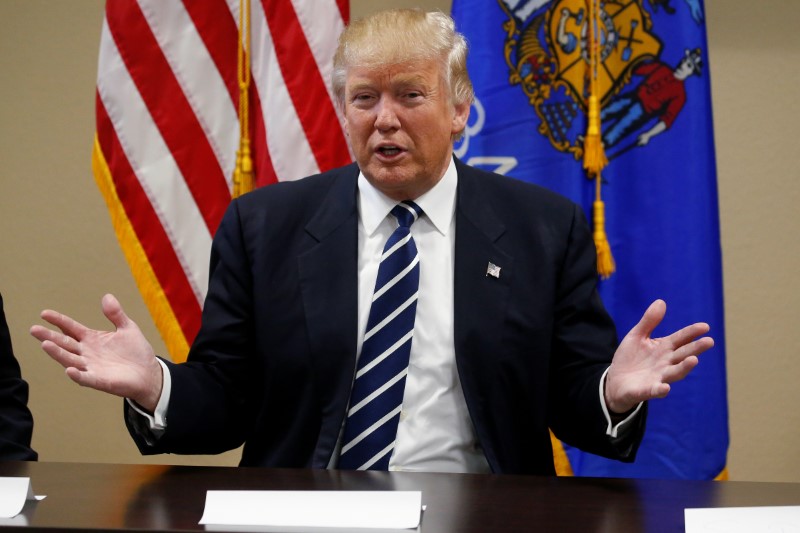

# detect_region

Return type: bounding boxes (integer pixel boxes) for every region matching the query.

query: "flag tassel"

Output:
[584,0,614,277]
[593,197,615,279]
[233,137,255,197]
[583,95,608,176]
[232,0,254,198]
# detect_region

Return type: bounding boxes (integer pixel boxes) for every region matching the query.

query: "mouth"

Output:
[375,145,405,158]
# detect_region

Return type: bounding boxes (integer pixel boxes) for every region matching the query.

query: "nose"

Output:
[374,98,400,132]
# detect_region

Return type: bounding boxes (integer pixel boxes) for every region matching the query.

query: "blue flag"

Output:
[451,0,728,479]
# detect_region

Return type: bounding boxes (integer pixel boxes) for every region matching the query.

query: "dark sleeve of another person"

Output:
[0,293,37,460]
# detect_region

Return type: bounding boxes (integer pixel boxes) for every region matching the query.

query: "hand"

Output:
[604,299,714,414]
[30,294,163,412]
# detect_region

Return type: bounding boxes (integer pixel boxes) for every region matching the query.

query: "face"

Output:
[343,59,470,201]
[675,56,696,80]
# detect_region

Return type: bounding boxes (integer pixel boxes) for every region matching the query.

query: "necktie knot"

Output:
[391,201,422,229]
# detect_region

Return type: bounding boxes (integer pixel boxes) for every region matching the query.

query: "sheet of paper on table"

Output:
[0,477,46,519]
[200,490,422,531]
[685,506,800,532]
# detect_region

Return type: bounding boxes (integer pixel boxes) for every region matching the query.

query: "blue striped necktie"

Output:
[338,200,423,470]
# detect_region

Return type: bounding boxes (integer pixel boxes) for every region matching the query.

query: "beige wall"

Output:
[0,0,797,481]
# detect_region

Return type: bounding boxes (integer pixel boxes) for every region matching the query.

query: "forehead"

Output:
[344,59,443,89]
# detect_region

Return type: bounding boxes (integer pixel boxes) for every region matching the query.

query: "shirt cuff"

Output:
[599,367,643,438]
[125,358,172,435]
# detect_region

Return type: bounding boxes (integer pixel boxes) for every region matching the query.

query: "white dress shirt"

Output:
[355,157,489,473]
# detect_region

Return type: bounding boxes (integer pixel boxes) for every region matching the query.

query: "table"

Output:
[2,461,799,532]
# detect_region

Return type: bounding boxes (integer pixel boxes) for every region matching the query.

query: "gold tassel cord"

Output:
[583,95,607,175]
[232,0,255,198]
[583,0,607,176]
[584,0,615,277]
[593,172,615,278]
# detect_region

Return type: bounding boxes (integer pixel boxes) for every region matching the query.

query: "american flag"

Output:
[92,0,351,362]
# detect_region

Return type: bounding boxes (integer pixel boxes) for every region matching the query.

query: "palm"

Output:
[605,300,714,413]
[30,294,161,409]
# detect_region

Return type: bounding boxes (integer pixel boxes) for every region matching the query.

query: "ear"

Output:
[342,111,350,138]
[451,99,470,137]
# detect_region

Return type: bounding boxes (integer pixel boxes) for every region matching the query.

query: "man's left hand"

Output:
[604,299,714,414]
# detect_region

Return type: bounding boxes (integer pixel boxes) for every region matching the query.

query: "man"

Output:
[1,292,37,460]
[31,9,712,475]
[602,48,703,149]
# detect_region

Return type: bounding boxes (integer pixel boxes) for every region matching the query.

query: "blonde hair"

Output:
[332,9,474,110]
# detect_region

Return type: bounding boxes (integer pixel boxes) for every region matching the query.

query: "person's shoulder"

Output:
[456,159,576,212]
[236,163,359,209]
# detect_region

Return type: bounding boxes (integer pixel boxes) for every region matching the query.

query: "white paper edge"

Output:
[199,490,422,529]
[0,477,46,519]
[685,505,800,533]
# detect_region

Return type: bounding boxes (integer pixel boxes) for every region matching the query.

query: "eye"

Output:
[349,92,376,107]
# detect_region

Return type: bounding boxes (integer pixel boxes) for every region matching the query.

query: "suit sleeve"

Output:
[0,293,37,461]
[546,205,646,461]
[126,199,258,455]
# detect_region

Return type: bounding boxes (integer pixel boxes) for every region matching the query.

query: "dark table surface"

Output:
[2,460,799,532]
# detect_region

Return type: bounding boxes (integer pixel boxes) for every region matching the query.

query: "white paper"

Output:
[199,490,422,530]
[0,477,46,519]
[685,506,800,532]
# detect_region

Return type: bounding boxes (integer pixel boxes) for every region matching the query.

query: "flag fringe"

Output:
[92,135,190,362]
[550,430,575,476]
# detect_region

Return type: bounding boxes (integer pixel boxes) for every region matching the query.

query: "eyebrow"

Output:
[347,74,434,93]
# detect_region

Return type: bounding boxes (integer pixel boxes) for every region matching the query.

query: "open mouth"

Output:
[377,145,403,157]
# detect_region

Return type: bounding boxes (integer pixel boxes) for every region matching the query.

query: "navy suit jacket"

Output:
[128,159,645,475]
[0,293,37,461]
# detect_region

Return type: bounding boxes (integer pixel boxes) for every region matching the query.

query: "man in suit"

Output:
[31,9,712,475]
[1,292,37,460]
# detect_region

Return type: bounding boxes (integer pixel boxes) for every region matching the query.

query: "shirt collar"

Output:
[358,156,458,237]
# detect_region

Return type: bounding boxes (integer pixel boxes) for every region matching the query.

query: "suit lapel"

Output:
[296,165,359,467]
[453,161,513,357]
[453,162,513,469]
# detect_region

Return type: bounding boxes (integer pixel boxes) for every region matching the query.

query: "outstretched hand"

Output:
[604,299,714,414]
[30,294,163,412]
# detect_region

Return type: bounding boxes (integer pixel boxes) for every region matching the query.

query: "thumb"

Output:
[101,293,131,330]
[630,299,666,340]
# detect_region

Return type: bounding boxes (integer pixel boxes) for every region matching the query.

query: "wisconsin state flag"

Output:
[452,0,728,479]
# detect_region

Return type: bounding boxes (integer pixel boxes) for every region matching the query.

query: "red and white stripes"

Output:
[93,0,351,361]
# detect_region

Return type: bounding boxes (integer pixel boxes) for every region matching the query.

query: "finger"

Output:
[30,325,82,354]
[670,336,715,364]
[65,367,99,390]
[649,382,670,400]
[39,309,90,340]
[630,299,666,339]
[666,322,711,350]
[662,355,699,384]
[40,339,87,371]
[64,367,105,392]
[101,293,131,331]
[64,367,87,386]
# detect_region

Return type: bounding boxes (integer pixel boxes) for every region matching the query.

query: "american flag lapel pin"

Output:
[486,262,501,279]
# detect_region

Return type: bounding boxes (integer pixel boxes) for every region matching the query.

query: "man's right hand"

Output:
[30,293,163,412]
